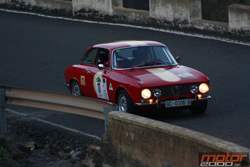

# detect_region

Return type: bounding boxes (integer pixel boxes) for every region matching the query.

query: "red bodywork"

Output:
[64,41,210,111]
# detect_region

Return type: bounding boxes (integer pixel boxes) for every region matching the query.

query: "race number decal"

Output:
[93,73,109,100]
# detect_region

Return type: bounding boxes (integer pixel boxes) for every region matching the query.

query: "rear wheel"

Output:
[71,80,83,96]
[117,90,135,113]
[190,100,208,114]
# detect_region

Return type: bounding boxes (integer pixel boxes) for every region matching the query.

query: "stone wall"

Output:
[150,0,190,22]
[1,0,250,36]
[112,0,200,25]
[102,112,250,167]
[72,0,112,15]
[229,4,250,36]
[189,0,201,19]
[0,0,72,15]
[4,0,71,10]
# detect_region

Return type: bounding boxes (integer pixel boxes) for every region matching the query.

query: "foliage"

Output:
[0,146,10,163]
[202,0,250,22]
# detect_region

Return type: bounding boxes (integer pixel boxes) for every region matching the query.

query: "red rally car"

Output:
[64,40,211,114]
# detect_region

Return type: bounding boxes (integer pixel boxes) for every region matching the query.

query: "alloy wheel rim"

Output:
[119,94,127,112]
[72,83,81,96]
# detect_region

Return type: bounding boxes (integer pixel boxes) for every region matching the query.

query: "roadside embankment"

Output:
[0,0,250,37]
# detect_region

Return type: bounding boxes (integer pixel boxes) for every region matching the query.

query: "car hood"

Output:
[123,65,208,87]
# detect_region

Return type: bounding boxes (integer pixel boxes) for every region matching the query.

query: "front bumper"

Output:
[135,95,211,108]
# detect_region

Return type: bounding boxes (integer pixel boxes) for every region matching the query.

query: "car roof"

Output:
[92,40,165,51]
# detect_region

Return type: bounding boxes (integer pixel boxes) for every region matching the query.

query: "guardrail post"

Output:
[104,105,118,132]
[0,87,6,134]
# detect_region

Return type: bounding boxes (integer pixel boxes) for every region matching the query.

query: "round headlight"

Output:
[141,89,151,99]
[153,89,162,98]
[199,83,209,93]
[190,85,198,94]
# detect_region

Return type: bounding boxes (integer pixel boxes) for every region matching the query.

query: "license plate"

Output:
[165,99,192,108]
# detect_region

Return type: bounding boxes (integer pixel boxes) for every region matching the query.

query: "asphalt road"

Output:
[1,10,250,148]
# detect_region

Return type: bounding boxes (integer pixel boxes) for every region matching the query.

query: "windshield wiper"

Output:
[150,60,162,65]
[130,62,157,70]
[130,63,146,70]
[130,60,172,70]
[161,60,173,67]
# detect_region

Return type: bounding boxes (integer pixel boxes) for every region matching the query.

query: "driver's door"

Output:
[85,48,111,100]
[79,48,98,97]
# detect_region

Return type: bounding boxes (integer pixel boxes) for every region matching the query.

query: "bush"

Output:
[202,0,250,22]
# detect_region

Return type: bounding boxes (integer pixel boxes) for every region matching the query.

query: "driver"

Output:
[131,48,149,67]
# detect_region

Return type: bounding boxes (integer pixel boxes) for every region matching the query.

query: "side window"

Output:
[96,49,110,68]
[81,49,98,65]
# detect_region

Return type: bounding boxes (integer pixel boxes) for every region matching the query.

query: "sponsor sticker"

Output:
[109,83,113,91]
[178,73,193,78]
[93,73,109,100]
[199,152,249,167]
[80,75,85,86]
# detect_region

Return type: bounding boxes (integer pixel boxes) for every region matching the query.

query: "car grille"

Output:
[151,83,200,97]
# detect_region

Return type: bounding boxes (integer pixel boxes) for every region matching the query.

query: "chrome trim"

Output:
[63,83,69,87]
[135,95,211,106]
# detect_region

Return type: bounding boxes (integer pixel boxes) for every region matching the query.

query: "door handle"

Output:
[87,70,91,74]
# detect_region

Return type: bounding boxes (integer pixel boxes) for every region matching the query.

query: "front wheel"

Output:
[71,80,83,96]
[190,100,208,114]
[117,90,135,113]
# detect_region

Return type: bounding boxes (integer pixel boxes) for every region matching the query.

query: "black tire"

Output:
[117,90,135,113]
[71,80,83,96]
[190,100,208,114]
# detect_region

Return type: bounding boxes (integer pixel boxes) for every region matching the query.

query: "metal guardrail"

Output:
[0,86,115,134]
[0,88,5,134]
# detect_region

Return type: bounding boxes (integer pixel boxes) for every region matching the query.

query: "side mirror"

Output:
[98,64,104,70]
[175,56,180,63]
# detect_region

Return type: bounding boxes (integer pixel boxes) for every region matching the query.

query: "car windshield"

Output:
[113,46,177,69]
